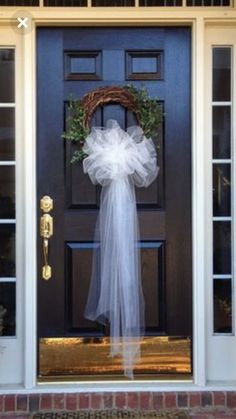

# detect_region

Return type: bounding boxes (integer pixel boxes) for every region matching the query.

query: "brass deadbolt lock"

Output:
[40,195,53,213]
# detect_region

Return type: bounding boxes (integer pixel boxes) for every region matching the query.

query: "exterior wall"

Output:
[1,391,236,417]
[0,7,235,391]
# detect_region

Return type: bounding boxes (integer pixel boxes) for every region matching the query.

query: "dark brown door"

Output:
[37,27,192,378]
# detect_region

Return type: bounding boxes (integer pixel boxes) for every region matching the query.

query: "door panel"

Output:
[37,27,192,378]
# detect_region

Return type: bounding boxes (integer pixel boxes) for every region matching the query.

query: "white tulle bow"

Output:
[83,120,158,378]
[83,120,158,187]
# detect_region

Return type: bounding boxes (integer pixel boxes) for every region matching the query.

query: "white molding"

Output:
[192,16,206,387]
[19,19,204,389]
[27,18,205,389]
[0,8,236,21]
[23,28,37,390]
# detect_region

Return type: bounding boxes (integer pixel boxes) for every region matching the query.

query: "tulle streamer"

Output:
[83,120,158,378]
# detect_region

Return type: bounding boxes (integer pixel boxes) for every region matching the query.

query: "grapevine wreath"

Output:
[63,85,163,162]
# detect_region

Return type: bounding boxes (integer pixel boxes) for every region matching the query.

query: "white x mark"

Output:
[17,17,28,29]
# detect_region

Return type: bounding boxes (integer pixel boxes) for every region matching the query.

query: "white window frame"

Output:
[0,28,24,385]
[205,24,236,382]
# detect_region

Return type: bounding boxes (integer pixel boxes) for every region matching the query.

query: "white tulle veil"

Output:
[83,120,158,378]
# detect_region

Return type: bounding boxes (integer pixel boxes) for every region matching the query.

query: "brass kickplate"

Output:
[38,336,192,380]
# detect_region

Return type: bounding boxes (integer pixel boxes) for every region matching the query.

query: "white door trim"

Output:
[1,14,212,388]
[24,18,206,389]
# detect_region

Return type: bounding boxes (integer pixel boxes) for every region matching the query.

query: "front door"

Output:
[37,27,192,379]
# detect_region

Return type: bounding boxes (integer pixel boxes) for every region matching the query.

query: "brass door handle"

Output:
[42,237,51,281]
[40,196,53,280]
[40,213,53,239]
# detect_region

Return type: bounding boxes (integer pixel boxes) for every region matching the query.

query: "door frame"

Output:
[22,18,206,389]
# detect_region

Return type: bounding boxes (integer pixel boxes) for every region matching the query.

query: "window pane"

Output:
[213,48,231,102]
[0,0,38,4]
[0,282,15,336]
[92,0,134,4]
[187,0,230,4]
[0,166,15,219]
[214,278,232,333]
[0,224,15,277]
[213,164,231,217]
[213,106,230,159]
[0,108,15,161]
[140,0,164,4]
[0,50,15,103]
[213,221,231,274]
[140,0,182,4]
[44,0,86,4]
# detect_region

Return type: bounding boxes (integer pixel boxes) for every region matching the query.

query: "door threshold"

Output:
[38,374,193,384]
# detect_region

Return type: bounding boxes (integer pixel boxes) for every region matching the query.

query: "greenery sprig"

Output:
[124,85,163,140]
[62,97,90,162]
[62,85,163,163]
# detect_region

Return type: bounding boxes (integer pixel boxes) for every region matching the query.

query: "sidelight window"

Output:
[0,49,16,337]
[212,47,233,334]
